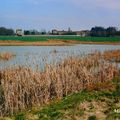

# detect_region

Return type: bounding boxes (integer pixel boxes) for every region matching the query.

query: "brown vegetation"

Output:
[0,52,15,61]
[0,40,75,46]
[0,52,119,115]
[0,40,120,46]
[103,50,120,62]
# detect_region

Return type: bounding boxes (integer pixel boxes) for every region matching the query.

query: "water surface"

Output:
[0,44,120,69]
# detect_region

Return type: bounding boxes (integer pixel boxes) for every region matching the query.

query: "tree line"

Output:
[0,26,120,37]
[0,27,14,35]
[90,26,120,37]
[24,29,47,35]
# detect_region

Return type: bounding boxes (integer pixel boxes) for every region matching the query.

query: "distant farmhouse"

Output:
[52,29,68,35]
[16,28,90,37]
[52,29,90,37]
[75,30,90,37]
[16,29,23,36]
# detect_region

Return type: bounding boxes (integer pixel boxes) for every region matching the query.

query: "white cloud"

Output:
[70,0,120,10]
[7,0,120,9]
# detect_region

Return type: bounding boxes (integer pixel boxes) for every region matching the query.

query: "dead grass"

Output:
[103,50,120,62]
[0,52,119,115]
[0,40,120,46]
[0,40,74,46]
[0,52,15,61]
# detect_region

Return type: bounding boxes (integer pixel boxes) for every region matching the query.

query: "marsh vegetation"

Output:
[0,52,15,61]
[0,50,120,115]
[103,50,120,62]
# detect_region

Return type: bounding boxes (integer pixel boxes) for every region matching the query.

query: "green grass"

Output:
[30,77,120,120]
[14,113,26,120]
[88,115,97,120]
[0,36,120,42]
[32,91,112,120]
[32,91,104,120]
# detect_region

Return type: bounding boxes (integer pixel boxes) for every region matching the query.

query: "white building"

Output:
[16,29,23,36]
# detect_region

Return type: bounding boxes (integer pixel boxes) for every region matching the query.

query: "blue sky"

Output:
[0,0,120,31]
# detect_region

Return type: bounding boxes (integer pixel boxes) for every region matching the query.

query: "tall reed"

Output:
[0,52,15,61]
[103,49,120,62]
[0,52,119,115]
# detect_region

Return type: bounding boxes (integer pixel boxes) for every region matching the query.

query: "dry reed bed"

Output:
[0,52,120,115]
[103,49,120,62]
[0,52,15,61]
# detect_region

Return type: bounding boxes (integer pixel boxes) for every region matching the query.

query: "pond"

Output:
[0,44,120,69]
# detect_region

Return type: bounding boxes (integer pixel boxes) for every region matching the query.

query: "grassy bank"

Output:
[24,78,120,120]
[0,36,120,42]
[1,77,120,120]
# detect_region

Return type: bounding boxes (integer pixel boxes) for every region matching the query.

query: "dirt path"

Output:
[0,40,120,46]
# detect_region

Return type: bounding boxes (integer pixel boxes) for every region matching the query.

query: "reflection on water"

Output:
[0,44,120,69]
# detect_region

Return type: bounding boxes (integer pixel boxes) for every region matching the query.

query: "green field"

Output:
[0,36,120,42]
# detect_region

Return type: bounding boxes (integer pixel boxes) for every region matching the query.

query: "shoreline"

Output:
[0,40,120,46]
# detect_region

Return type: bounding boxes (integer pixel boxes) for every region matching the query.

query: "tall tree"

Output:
[106,27,117,36]
[90,26,106,37]
[0,27,14,35]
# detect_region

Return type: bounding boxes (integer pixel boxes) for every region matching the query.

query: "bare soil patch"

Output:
[0,40,120,46]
